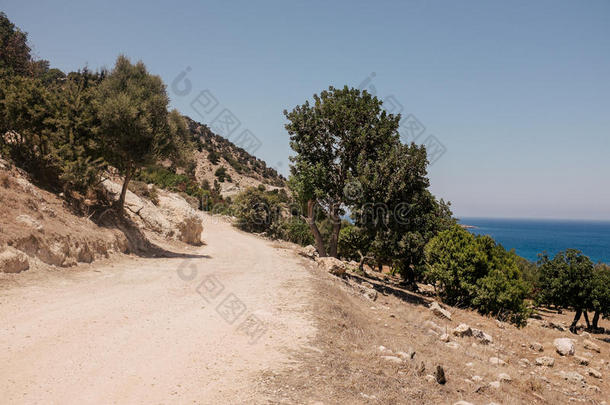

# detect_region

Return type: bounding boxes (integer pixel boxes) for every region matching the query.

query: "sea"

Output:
[460,218,610,264]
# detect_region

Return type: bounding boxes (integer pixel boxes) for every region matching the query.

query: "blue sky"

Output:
[3,0,609,220]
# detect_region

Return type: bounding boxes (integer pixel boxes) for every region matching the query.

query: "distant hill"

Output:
[184,116,286,197]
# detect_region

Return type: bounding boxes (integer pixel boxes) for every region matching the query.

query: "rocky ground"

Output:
[1,159,608,404]
[258,248,610,404]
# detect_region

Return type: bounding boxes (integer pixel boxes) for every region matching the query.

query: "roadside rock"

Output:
[453,324,473,337]
[177,214,204,245]
[0,247,30,273]
[535,356,555,367]
[317,257,347,276]
[554,338,575,356]
[575,356,590,366]
[298,245,318,259]
[529,342,544,352]
[429,301,452,320]
[583,339,601,353]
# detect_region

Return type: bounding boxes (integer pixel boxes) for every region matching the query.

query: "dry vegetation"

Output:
[257,251,610,404]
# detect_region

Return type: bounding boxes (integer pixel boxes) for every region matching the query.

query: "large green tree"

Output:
[285,86,400,257]
[0,12,31,76]
[95,55,189,211]
[590,264,610,330]
[537,249,595,332]
[353,141,454,282]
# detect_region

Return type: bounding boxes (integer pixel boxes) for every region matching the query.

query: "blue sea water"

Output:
[460,218,610,264]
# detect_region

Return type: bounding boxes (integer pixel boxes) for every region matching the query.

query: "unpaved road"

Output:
[0,214,315,404]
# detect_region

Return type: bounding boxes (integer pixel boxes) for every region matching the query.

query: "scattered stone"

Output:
[429,301,452,320]
[439,333,450,342]
[488,381,501,389]
[424,374,436,383]
[381,355,403,364]
[446,342,460,349]
[472,375,483,382]
[558,371,585,384]
[378,345,392,354]
[519,358,531,368]
[496,320,506,329]
[583,339,601,353]
[498,373,512,382]
[581,331,591,338]
[489,357,507,366]
[529,342,544,352]
[535,356,555,367]
[0,247,30,273]
[317,257,347,276]
[575,356,590,366]
[465,362,474,368]
[298,245,318,259]
[472,328,493,344]
[423,320,444,334]
[587,368,602,379]
[554,338,575,356]
[453,402,474,405]
[435,365,447,384]
[16,214,43,231]
[397,350,416,360]
[453,324,473,337]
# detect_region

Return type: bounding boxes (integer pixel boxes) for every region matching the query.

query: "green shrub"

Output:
[215,166,227,182]
[233,187,281,233]
[424,225,531,325]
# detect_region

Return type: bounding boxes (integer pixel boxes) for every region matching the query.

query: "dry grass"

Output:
[0,172,11,188]
[257,256,610,404]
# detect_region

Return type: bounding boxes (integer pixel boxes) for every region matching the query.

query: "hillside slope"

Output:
[185,116,286,197]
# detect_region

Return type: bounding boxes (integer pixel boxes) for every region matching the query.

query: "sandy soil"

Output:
[0,213,315,404]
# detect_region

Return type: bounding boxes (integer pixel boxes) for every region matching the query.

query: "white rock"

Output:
[535,356,555,367]
[488,381,501,389]
[587,368,602,379]
[519,358,531,367]
[439,333,450,342]
[498,373,512,382]
[471,375,483,382]
[396,350,416,360]
[489,357,506,366]
[554,338,575,356]
[317,257,348,276]
[0,247,30,273]
[381,355,403,364]
[583,339,601,353]
[559,371,584,384]
[453,402,474,405]
[472,328,493,344]
[453,323,473,337]
[429,301,452,320]
[446,342,460,349]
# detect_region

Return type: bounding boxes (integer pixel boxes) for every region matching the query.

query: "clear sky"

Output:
[3,0,609,220]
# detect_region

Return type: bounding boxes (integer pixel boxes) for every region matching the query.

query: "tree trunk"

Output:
[306,200,327,257]
[583,311,591,329]
[117,163,133,212]
[592,311,600,330]
[328,204,341,258]
[570,308,582,334]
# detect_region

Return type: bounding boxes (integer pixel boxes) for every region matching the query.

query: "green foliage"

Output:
[215,166,228,182]
[0,12,32,76]
[424,226,531,325]
[590,264,610,318]
[208,150,220,164]
[233,187,282,233]
[338,224,370,262]
[536,249,594,311]
[285,85,401,257]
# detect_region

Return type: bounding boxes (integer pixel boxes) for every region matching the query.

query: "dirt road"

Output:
[0,214,315,404]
